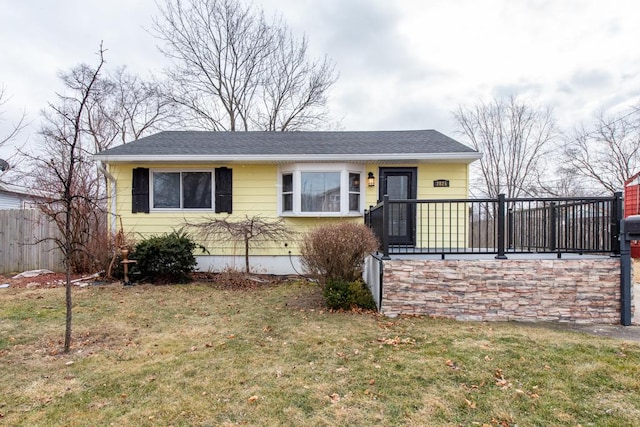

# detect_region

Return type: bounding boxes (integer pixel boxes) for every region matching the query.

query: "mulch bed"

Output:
[0,272,86,289]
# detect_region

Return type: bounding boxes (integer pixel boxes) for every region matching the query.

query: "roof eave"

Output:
[93,152,482,164]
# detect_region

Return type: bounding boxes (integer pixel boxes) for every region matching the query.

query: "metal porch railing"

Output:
[364,193,623,259]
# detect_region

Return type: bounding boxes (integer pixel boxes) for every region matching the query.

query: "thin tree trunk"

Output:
[244,237,250,273]
[64,262,72,352]
[64,205,73,353]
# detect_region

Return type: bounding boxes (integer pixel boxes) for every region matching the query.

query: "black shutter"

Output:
[215,167,232,213]
[132,168,150,213]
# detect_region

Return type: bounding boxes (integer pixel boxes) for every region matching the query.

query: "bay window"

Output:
[279,164,363,216]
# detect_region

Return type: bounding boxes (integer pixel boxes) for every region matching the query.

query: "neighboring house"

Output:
[93,130,481,274]
[0,182,42,209]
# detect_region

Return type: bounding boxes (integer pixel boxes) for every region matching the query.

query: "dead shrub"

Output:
[299,222,379,283]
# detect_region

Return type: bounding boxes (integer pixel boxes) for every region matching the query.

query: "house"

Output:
[0,182,42,209]
[93,130,481,274]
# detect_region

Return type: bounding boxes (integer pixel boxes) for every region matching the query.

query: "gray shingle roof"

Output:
[94,130,480,162]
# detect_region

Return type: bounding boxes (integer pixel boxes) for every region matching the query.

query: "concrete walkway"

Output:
[522,322,640,342]
[556,324,640,342]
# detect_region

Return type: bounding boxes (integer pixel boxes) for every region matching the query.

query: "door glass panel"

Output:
[387,175,409,237]
[387,175,408,199]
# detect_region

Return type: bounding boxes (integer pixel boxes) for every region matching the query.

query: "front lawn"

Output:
[1,281,638,426]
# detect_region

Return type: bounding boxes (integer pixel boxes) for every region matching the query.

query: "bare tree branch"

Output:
[454,95,557,198]
[185,215,295,273]
[0,85,28,148]
[561,107,640,194]
[152,0,337,131]
[0,85,30,179]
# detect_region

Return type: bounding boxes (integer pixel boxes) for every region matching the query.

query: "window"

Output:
[282,173,293,212]
[280,165,363,216]
[131,167,232,214]
[152,171,212,210]
[349,173,360,211]
[301,172,340,212]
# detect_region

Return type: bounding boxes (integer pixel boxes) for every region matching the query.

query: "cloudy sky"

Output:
[1,0,639,158]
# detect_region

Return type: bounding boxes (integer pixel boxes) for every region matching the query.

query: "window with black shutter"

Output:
[215,167,232,213]
[135,167,232,212]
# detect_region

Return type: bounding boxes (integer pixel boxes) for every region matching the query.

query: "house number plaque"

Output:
[433,179,450,187]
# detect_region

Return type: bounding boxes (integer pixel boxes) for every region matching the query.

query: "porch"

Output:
[363,193,636,325]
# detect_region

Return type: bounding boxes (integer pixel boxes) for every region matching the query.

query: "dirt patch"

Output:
[284,282,326,310]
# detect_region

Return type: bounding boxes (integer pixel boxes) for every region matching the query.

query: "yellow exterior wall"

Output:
[362,163,470,249]
[107,162,470,256]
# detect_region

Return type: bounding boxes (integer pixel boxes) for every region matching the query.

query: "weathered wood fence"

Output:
[0,209,63,274]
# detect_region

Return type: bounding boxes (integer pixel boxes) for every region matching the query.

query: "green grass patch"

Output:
[0,282,638,426]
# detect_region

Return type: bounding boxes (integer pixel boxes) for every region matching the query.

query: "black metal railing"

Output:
[364,192,623,258]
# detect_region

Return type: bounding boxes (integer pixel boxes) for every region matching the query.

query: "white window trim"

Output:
[150,169,215,211]
[277,163,365,217]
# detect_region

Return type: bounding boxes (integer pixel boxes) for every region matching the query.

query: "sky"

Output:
[1,0,640,161]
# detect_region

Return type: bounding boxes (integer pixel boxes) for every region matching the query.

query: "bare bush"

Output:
[300,222,379,283]
[186,215,294,273]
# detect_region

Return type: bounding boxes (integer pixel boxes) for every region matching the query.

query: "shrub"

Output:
[132,229,204,284]
[299,222,379,282]
[324,278,376,310]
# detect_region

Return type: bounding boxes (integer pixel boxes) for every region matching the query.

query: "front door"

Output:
[379,168,417,246]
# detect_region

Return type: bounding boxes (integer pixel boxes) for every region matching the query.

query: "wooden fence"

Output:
[0,209,63,274]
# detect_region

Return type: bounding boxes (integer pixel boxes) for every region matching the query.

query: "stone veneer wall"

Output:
[381,258,623,324]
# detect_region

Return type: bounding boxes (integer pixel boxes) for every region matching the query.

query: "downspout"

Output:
[98,162,117,237]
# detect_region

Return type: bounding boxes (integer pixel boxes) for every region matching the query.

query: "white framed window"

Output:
[151,170,213,210]
[279,164,364,216]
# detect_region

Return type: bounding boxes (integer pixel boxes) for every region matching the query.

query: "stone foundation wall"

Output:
[382,258,623,324]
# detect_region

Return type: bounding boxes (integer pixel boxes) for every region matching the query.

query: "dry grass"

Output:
[1,282,639,426]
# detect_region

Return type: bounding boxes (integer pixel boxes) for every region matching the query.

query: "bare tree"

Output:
[454,95,557,198]
[18,51,173,283]
[186,215,295,273]
[85,67,173,155]
[31,45,107,353]
[560,107,640,194]
[104,67,174,146]
[533,166,589,197]
[152,0,337,131]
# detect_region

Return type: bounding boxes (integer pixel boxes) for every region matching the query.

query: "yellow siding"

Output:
[108,162,470,256]
[416,164,469,248]
[362,163,470,249]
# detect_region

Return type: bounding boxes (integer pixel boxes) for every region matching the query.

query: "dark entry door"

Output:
[379,168,417,246]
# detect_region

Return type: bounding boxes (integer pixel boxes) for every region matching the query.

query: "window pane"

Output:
[283,194,293,211]
[301,172,340,212]
[349,193,360,211]
[153,172,180,208]
[349,173,360,192]
[282,173,293,193]
[183,172,212,209]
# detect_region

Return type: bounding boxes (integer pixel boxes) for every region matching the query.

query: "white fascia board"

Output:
[93,152,482,163]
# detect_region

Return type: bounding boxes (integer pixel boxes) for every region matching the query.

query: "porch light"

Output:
[367,172,375,187]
